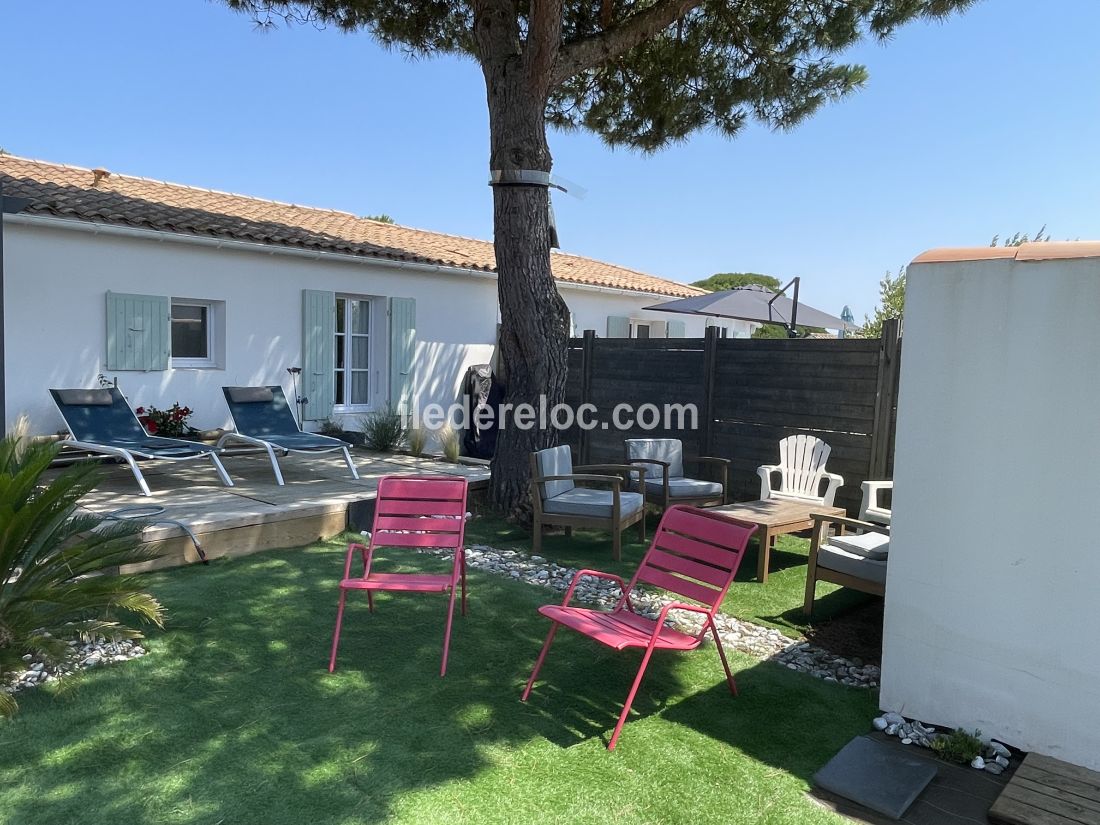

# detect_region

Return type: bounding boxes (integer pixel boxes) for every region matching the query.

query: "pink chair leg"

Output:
[709,617,738,696]
[460,553,468,617]
[367,591,375,613]
[608,645,657,750]
[329,590,348,673]
[521,623,560,701]
[440,586,459,677]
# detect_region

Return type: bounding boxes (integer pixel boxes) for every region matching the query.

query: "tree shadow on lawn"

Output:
[762,586,878,639]
[661,659,880,785]
[0,544,708,825]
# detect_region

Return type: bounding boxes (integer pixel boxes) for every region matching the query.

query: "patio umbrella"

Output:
[644,278,858,336]
[839,305,855,338]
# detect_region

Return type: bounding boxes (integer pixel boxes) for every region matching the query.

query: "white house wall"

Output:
[5,222,498,435]
[881,252,1100,770]
[5,220,729,436]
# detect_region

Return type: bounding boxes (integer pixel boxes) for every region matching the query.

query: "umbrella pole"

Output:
[770,276,801,337]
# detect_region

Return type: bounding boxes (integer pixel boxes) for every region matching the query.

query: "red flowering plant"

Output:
[135,403,196,438]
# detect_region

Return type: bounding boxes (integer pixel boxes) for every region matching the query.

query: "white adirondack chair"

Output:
[757,434,843,506]
[859,480,892,526]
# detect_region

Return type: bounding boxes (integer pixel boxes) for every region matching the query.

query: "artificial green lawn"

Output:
[464,511,872,638]
[0,535,877,825]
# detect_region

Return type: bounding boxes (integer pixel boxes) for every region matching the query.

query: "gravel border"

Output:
[2,638,147,701]
[450,543,881,688]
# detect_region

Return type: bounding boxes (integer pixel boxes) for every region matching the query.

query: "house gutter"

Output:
[4,213,692,301]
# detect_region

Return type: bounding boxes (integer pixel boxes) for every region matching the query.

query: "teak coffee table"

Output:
[708,499,846,582]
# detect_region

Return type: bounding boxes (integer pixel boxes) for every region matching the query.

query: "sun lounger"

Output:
[49,387,233,496]
[217,386,359,485]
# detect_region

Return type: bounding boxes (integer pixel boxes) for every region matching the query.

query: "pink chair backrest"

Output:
[371,476,469,550]
[630,505,757,613]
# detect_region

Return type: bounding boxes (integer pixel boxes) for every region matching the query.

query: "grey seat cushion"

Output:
[830,532,890,561]
[55,389,113,406]
[543,488,644,519]
[818,545,888,584]
[534,445,575,500]
[226,386,275,404]
[625,438,685,482]
[645,476,723,499]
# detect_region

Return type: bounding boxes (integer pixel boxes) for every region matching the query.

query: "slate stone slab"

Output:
[814,735,939,820]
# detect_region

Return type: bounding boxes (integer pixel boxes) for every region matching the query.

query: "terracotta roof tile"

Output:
[912,242,1100,265]
[1,155,704,298]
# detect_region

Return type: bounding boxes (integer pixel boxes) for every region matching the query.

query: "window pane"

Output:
[350,371,369,405]
[335,335,345,369]
[351,300,370,335]
[172,304,208,358]
[634,324,650,339]
[351,336,370,369]
[334,369,345,405]
[335,298,346,333]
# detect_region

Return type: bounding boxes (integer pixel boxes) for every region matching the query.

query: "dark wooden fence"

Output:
[564,318,902,514]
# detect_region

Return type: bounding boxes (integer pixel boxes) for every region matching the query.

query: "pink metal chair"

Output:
[522,505,757,749]
[329,475,469,677]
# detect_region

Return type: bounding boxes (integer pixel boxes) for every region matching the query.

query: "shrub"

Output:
[438,425,461,463]
[0,436,164,717]
[317,418,345,437]
[358,405,405,452]
[930,728,983,764]
[135,403,195,437]
[406,425,428,457]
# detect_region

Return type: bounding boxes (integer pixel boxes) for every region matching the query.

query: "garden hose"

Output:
[101,505,208,565]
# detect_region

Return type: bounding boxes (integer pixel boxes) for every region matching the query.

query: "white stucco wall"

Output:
[4,219,730,437]
[880,251,1100,769]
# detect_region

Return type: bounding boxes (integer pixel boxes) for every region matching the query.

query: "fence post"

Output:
[869,317,902,480]
[580,329,596,464]
[701,326,719,456]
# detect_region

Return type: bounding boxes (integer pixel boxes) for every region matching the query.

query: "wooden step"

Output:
[990,753,1100,825]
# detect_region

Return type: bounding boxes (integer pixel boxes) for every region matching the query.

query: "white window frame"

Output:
[706,319,731,338]
[170,298,222,369]
[333,295,374,412]
[629,319,666,339]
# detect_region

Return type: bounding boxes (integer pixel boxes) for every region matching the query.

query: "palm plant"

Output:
[0,435,164,717]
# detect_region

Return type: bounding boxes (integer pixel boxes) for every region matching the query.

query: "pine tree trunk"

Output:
[482,63,570,516]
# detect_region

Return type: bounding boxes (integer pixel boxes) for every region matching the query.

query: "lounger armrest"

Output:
[533,473,622,487]
[757,464,780,499]
[695,456,730,498]
[576,463,645,481]
[562,569,630,609]
[820,471,844,506]
[648,602,713,644]
[859,480,893,519]
[809,513,889,536]
[342,542,374,579]
[626,457,668,473]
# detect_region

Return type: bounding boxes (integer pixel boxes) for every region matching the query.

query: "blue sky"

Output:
[3,0,1098,318]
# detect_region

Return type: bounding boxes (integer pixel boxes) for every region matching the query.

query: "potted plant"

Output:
[134,403,197,439]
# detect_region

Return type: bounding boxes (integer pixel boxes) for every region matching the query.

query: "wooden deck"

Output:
[55,450,490,573]
[809,733,1016,825]
[990,753,1100,825]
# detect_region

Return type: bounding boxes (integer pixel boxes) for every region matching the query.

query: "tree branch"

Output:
[551,0,705,86]
[526,0,565,94]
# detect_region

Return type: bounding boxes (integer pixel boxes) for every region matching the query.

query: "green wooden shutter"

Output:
[606,316,630,338]
[388,297,416,416]
[301,289,335,421]
[667,320,686,338]
[105,291,170,371]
